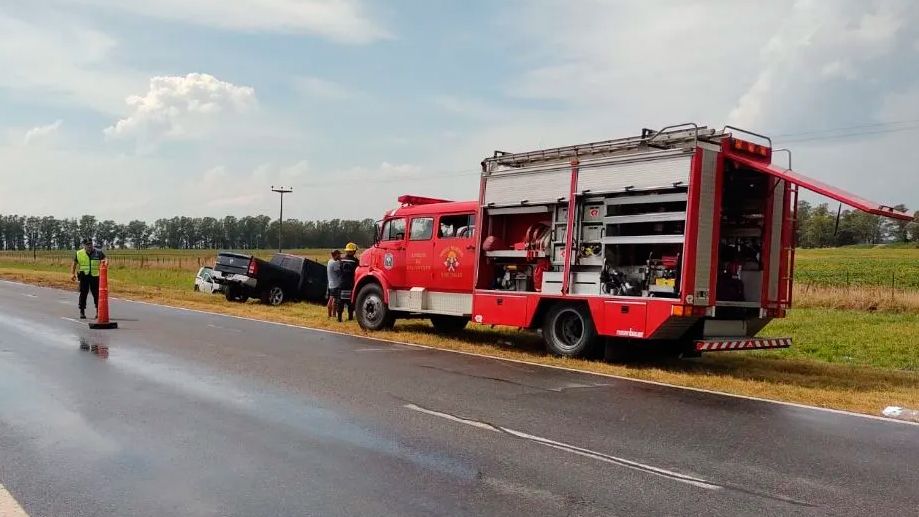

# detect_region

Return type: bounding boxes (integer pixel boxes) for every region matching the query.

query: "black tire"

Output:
[356,283,395,331]
[542,303,599,357]
[194,284,200,292]
[261,285,285,306]
[430,315,469,333]
[225,285,248,303]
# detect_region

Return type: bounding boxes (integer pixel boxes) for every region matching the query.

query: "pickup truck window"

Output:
[382,218,406,241]
[438,214,476,238]
[410,217,434,240]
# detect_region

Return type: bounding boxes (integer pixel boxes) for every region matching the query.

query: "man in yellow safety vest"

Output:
[70,238,107,319]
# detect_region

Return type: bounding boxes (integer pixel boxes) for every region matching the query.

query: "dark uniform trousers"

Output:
[78,272,100,311]
[337,257,358,321]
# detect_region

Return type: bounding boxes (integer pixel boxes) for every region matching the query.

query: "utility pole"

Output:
[271,186,293,253]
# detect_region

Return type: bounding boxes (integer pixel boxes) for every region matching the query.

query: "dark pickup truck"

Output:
[213,252,327,306]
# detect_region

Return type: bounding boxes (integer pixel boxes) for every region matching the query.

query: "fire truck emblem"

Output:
[441,246,462,272]
[383,252,394,270]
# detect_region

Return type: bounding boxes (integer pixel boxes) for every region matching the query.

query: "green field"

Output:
[793,247,919,289]
[3,245,916,289]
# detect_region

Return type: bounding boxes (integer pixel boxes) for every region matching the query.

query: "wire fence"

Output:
[0,250,329,272]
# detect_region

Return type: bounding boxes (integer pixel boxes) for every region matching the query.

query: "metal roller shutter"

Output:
[577,151,692,195]
[483,167,571,207]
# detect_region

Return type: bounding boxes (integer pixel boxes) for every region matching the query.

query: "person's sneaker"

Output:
[79,311,87,320]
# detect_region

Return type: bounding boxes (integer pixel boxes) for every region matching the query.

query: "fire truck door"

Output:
[405,216,435,287]
[377,217,407,289]
[432,212,477,292]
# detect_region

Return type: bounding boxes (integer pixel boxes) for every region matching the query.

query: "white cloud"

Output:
[820,60,857,80]
[192,161,312,211]
[430,1,919,212]
[23,120,63,145]
[294,76,356,101]
[728,1,917,128]
[0,11,144,114]
[432,95,494,119]
[104,73,257,148]
[72,0,390,44]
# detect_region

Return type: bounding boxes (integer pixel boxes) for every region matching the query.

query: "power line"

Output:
[775,123,919,145]
[770,118,919,139]
[307,119,919,187]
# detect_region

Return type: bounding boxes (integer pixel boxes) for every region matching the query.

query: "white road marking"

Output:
[20,293,36,298]
[207,324,242,333]
[60,317,83,324]
[355,347,414,352]
[2,279,915,427]
[0,484,29,517]
[546,382,610,392]
[404,403,721,490]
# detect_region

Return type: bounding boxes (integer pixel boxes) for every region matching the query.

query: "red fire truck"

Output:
[353,124,911,357]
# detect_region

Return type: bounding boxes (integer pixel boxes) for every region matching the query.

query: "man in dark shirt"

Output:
[70,238,106,319]
[337,243,359,322]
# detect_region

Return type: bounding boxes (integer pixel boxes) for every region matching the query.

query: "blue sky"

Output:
[1,0,917,221]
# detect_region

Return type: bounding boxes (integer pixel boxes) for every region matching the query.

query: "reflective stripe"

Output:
[76,249,102,277]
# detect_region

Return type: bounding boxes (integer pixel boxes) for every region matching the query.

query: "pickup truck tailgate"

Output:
[215,253,252,276]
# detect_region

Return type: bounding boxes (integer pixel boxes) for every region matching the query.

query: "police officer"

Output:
[337,242,359,322]
[70,238,106,319]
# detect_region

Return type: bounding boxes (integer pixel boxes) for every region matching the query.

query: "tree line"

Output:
[0,214,376,251]
[0,203,916,251]
[796,201,917,248]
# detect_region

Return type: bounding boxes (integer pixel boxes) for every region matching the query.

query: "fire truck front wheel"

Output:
[543,303,599,357]
[356,283,395,331]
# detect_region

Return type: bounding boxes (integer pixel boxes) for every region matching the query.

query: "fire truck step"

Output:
[694,337,791,352]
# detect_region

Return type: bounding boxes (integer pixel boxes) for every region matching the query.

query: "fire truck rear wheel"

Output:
[543,303,599,357]
[356,283,395,331]
[430,315,469,333]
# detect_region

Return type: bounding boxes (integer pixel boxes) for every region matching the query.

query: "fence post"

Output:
[891,271,896,301]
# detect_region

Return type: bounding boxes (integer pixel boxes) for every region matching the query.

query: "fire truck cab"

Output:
[354,195,478,332]
[354,124,910,357]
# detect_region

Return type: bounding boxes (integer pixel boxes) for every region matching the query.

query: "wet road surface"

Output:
[0,280,917,516]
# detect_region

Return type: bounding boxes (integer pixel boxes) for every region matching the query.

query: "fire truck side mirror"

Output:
[373,221,382,245]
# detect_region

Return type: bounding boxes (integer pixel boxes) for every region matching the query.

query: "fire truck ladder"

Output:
[770,148,797,306]
[483,123,728,171]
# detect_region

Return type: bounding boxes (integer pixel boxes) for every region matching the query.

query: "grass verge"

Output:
[1,266,917,417]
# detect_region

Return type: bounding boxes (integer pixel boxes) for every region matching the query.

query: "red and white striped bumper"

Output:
[694,337,791,352]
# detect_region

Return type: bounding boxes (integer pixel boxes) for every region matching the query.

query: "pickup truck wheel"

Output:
[430,315,469,333]
[263,285,285,306]
[194,284,200,292]
[225,286,248,303]
[543,303,599,357]
[356,284,394,331]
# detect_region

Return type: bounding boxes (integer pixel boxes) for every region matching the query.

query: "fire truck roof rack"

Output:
[397,195,452,206]
[483,123,729,171]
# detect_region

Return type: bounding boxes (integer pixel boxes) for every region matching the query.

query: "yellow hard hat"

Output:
[344,242,358,252]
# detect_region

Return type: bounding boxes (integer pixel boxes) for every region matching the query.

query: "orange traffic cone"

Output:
[89,260,118,329]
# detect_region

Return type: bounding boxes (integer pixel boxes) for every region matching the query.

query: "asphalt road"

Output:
[0,280,916,516]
